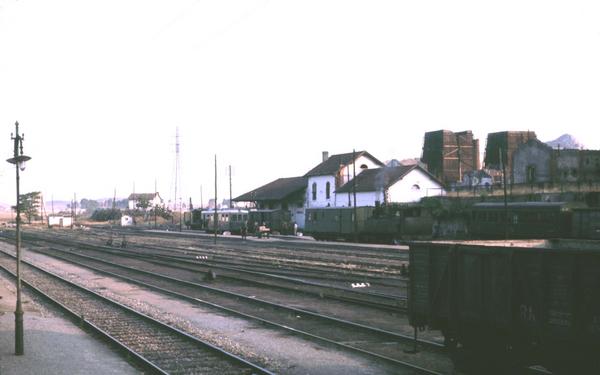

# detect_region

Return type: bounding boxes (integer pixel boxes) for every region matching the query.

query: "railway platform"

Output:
[0,274,140,375]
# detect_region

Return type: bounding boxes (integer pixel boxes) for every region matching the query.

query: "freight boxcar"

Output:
[571,208,600,239]
[408,240,600,374]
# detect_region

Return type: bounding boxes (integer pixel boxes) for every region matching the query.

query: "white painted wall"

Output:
[121,215,134,226]
[305,154,381,209]
[336,191,382,207]
[306,175,336,208]
[332,169,445,207]
[128,194,164,210]
[48,215,72,227]
[336,155,382,186]
[387,169,446,202]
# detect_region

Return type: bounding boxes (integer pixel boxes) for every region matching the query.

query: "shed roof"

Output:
[234,176,307,202]
[336,165,437,193]
[304,151,384,177]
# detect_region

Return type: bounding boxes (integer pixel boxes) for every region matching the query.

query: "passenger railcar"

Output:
[469,202,574,239]
[201,209,249,234]
[305,204,433,243]
[408,240,600,374]
[304,206,373,241]
[184,209,204,230]
[248,209,293,235]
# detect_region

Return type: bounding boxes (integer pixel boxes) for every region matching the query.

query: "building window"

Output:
[325,182,331,199]
[526,165,536,183]
[412,184,420,190]
[360,164,368,170]
[312,182,317,201]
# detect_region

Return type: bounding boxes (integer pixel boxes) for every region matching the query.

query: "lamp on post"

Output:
[6,121,31,356]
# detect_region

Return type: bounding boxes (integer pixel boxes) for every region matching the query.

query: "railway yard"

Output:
[2,225,592,374]
[0,226,450,375]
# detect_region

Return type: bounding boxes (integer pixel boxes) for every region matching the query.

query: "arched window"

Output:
[312,182,317,201]
[325,182,331,199]
[360,164,368,170]
[412,184,420,190]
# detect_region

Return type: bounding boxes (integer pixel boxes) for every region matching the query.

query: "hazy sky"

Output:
[1,1,599,206]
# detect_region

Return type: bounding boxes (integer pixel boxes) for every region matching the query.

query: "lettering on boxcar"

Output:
[548,310,571,327]
[519,304,536,322]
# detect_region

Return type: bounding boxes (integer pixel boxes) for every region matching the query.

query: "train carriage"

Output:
[247,209,293,235]
[305,204,433,243]
[304,206,374,241]
[184,209,204,230]
[201,209,249,234]
[469,202,576,239]
[408,239,600,374]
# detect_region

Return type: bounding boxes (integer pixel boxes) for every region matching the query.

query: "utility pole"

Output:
[40,194,46,225]
[71,193,75,229]
[352,149,358,243]
[229,165,233,233]
[456,133,462,183]
[214,155,218,245]
[179,197,183,232]
[229,165,233,209]
[347,163,351,207]
[500,147,509,240]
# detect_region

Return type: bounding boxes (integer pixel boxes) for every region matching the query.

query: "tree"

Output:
[90,209,122,222]
[136,196,150,210]
[13,191,42,224]
[80,198,100,212]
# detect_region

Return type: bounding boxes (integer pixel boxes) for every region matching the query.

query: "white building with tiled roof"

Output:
[127,193,164,210]
[335,165,445,207]
[304,151,384,208]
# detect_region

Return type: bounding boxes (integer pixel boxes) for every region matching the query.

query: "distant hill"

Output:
[545,134,585,150]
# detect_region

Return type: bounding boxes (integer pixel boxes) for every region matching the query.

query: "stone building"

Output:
[554,149,600,184]
[512,140,600,184]
[484,131,537,184]
[512,139,553,184]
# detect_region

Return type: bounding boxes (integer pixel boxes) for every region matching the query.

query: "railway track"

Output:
[0,250,273,375]
[15,239,450,374]
[23,233,406,311]
[48,227,409,277]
